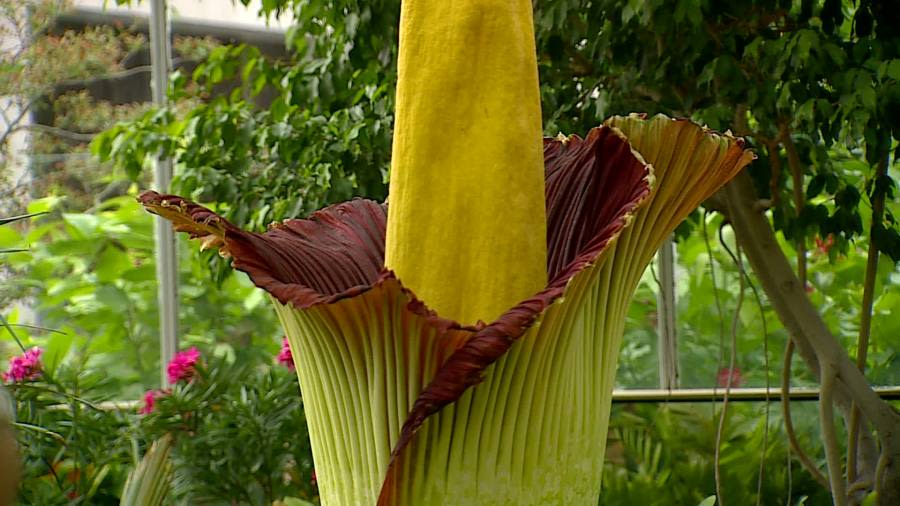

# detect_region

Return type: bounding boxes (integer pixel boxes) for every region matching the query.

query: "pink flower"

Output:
[166,347,201,384]
[815,234,834,255]
[139,389,166,415]
[717,367,743,388]
[277,337,294,371]
[2,347,43,383]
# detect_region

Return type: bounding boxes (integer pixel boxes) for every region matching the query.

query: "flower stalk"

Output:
[386,0,548,326]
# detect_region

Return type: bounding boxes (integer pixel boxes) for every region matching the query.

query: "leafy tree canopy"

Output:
[94,0,900,266]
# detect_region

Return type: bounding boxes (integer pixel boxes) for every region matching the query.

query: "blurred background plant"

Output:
[2,194,281,397]
[136,348,317,505]
[5,342,317,504]
[601,402,835,506]
[6,344,134,504]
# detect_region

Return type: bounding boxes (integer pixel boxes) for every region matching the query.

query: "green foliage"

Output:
[93,1,399,233]
[620,211,899,389]
[6,347,316,504]
[1,194,281,396]
[601,403,832,506]
[9,362,132,504]
[531,0,900,261]
[139,354,317,505]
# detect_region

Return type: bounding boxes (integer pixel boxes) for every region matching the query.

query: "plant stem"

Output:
[820,366,848,506]
[782,130,807,286]
[847,153,889,489]
[0,313,27,353]
[714,227,744,506]
[781,130,831,494]
[781,340,829,488]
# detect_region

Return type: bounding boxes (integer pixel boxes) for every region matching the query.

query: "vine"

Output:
[847,153,890,493]
[713,224,744,506]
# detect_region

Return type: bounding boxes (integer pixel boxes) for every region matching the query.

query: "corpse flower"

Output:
[140,1,753,504]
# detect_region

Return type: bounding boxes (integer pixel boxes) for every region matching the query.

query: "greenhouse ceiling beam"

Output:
[150,0,178,387]
[52,6,287,56]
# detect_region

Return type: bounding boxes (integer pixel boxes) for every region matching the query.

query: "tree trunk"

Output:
[717,170,900,505]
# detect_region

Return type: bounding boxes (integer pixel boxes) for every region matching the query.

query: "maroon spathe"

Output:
[140,125,653,501]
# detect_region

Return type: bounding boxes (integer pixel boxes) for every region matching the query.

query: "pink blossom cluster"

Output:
[141,347,202,415]
[716,366,743,388]
[2,347,43,383]
[139,389,166,415]
[166,347,201,384]
[277,337,295,371]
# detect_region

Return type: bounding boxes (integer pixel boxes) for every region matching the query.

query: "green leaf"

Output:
[63,213,101,239]
[861,492,878,506]
[858,85,876,110]
[95,246,133,283]
[0,225,22,249]
[279,499,315,506]
[887,59,900,81]
[43,330,73,371]
[26,196,62,215]
[121,264,156,283]
[806,174,826,199]
[93,285,131,314]
[697,495,717,506]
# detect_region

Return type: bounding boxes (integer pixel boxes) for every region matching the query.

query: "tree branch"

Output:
[781,129,806,285]
[848,153,890,490]
[0,98,35,148]
[820,364,848,506]
[764,138,784,210]
[719,170,900,505]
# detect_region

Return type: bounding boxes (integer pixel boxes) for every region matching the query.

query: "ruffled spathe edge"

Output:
[139,194,484,335]
[138,124,651,336]
[139,116,754,504]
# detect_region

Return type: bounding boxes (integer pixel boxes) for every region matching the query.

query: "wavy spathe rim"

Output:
[140,125,650,444]
[139,124,651,331]
[140,114,754,503]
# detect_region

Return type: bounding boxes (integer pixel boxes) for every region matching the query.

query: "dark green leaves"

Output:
[93,1,395,245]
[872,223,900,262]
[139,356,316,505]
[92,0,900,270]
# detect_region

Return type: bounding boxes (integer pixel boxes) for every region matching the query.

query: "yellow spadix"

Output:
[385,0,548,325]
